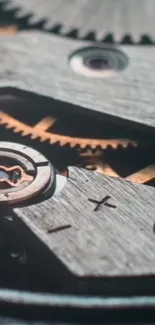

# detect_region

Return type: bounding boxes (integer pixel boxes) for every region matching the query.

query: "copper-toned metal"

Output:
[87,161,119,178]
[80,150,119,177]
[126,164,155,184]
[0,26,17,35]
[33,116,56,132]
[80,150,155,185]
[0,111,137,150]
[0,142,55,205]
[0,165,33,187]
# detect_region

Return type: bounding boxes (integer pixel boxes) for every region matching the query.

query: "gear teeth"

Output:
[70,143,76,148]
[30,134,36,139]
[92,144,99,150]
[38,135,47,141]
[49,138,56,145]
[0,111,138,150]
[28,15,46,26]
[30,134,40,140]
[13,127,22,133]
[3,123,12,129]
[39,137,47,143]
[14,8,30,19]
[59,141,66,147]
[21,131,30,136]
[41,19,53,31]
[1,1,16,11]
[0,0,154,44]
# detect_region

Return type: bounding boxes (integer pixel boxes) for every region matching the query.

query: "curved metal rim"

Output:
[0,142,54,204]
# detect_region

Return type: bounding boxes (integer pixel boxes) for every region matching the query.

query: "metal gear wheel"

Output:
[0,111,137,150]
[0,0,155,42]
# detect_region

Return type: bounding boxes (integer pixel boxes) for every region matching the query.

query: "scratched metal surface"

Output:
[0,2,154,325]
[13,167,155,294]
[1,32,155,134]
[0,0,155,43]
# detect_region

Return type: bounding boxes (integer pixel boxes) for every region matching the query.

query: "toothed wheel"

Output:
[0,0,155,42]
[0,111,138,150]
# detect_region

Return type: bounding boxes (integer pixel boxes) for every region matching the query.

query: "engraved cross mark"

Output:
[88,195,116,211]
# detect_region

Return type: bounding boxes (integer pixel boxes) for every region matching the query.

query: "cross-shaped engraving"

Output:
[88,195,116,212]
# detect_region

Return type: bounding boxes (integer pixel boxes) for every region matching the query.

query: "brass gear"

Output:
[0,111,138,150]
[79,150,155,186]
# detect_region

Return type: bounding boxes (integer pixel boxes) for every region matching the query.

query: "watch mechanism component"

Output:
[79,149,155,186]
[1,30,155,191]
[0,111,137,149]
[0,32,155,130]
[0,165,33,187]
[0,25,17,34]
[0,2,155,324]
[69,46,128,77]
[1,107,155,188]
[0,142,55,205]
[0,0,154,43]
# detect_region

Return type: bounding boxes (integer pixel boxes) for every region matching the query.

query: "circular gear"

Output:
[0,0,154,42]
[0,142,55,205]
[0,111,138,150]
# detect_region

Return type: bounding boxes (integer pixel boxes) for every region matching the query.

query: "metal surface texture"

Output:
[14,167,155,278]
[2,100,155,187]
[0,0,155,42]
[0,32,155,132]
[0,165,33,186]
[0,2,155,324]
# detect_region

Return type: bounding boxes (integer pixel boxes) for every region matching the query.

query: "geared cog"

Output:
[0,0,154,42]
[0,111,138,150]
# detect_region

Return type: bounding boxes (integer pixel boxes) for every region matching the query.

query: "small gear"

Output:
[0,0,155,42]
[79,149,155,186]
[0,111,137,150]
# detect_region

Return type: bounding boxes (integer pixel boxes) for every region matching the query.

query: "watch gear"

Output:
[0,0,154,42]
[0,111,137,149]
[79,149,155,186]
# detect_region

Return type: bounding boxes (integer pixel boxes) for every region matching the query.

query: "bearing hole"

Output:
[84,56,109,70]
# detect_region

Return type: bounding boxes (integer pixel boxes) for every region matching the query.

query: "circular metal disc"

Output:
[0,142,55,205]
